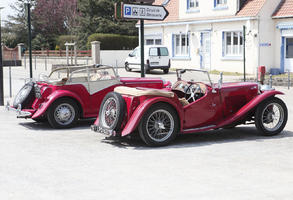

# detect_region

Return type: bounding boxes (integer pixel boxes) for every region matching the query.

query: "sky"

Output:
[0,0,17,26]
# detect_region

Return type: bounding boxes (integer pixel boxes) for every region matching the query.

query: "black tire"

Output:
[47,98,79,129]
[99,92,126,131]
[138,103,179,146]
[144,65,150,74]
[13,82,35,108]
[255,97,287,136]
[32,118,47,123]
[125,62,131,72]
[163,69,169,74]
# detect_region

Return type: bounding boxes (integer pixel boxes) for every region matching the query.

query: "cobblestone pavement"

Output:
[1,65,293,200]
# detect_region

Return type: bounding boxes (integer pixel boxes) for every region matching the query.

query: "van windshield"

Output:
[159,47,169,56]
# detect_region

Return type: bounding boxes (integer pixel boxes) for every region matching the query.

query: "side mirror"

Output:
[129,53,134,57]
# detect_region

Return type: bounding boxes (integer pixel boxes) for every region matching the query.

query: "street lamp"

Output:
[0,7,5,106]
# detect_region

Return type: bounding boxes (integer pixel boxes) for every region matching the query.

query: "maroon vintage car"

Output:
[93,69,288,146]
[6,65,170,129]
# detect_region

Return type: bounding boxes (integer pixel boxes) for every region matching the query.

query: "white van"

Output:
[125,46,171,74]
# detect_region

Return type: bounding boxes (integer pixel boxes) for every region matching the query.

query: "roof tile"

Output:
[236,0,266,16]
[273,0,293,17]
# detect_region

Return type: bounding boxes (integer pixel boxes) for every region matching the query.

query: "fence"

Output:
[24,50,91,57]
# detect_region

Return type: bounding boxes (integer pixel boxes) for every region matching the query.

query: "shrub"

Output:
[87,33,138,50]
[56,35,78,50]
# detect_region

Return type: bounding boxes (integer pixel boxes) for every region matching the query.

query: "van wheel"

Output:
[125,62,131,72]
[163,69,169,74]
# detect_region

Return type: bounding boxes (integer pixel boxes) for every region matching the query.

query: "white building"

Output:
[139,0,293,74]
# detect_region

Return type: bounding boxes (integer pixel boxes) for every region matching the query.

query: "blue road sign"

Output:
[125,6,131,16]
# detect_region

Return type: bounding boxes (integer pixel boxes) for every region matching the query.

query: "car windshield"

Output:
[176,69,212,86]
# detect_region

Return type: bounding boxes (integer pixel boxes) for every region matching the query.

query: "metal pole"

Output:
[140,19,145,77]
[26,3,33,78]
[243,25,246,82]
[24,54,26,69]
[288,70,290,90]
[9,66,12,98]
[34,55,36,70]
[0,7,4,106]
[45,56,47,71]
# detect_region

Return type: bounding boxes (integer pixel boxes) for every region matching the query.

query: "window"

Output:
[159,47,169,56]
[223,31,243,57]
[145,39,162,45]
[187,0,199,10]
[286,38,293,58]
[149,48,158,56]
[173,34,190,57]
[146,39,154,45]
[215,0,227,6]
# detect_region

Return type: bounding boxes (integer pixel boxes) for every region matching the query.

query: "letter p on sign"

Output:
[125,6,131,16]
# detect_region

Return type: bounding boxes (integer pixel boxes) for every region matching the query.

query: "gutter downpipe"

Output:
[257,15,260,80]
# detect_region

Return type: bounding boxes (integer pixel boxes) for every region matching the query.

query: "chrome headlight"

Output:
[34,84,42,99]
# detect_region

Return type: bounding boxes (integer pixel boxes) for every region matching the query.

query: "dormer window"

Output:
[187,0,199,10]
[215,0,227,6]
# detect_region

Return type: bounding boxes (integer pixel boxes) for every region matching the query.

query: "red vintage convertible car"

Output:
[6,65,170,128]
[93,69,288,146]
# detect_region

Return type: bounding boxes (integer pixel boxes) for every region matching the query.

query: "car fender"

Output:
[31,90,85,119]
[217,90,284,128]
[121,97,183,137]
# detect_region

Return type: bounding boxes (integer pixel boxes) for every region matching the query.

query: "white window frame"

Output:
[223,31,243,58]
[173,33,190,58]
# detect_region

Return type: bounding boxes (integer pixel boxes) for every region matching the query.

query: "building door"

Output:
[285,37,293,72]
[200,32,211,70]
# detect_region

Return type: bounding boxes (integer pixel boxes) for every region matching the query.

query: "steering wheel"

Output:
[185,83,202,102]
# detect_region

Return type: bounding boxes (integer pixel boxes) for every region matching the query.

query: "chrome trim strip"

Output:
[183,125,216,132]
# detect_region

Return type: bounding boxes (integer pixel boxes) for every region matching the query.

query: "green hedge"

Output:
[87,33,138,50]
[56,35,78,50]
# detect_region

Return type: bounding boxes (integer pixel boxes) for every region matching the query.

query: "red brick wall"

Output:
[3,46,19,60]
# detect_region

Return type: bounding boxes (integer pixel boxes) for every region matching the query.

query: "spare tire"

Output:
[99,92,126,131]
[13,82,35,108]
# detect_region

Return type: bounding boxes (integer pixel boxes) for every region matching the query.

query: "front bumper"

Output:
[91,125,117,136]
[5,102,33,118]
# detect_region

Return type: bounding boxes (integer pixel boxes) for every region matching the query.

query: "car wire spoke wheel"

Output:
[54,103,76,126]
[101,97,118,129]
[255,97,288,136]
[146,109,174,142]
[139,103,179,146]
[99,92,126,131]
[261,103,284,132]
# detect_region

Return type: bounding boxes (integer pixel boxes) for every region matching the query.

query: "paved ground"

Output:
[1,65,293,199]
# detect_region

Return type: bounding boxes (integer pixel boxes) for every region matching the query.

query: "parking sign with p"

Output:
[125,6,131,16]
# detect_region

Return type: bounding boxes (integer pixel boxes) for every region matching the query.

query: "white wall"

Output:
[179,0,239,20]
[144,19,259,74]
[258,0,282,72]
[100,50,132,67]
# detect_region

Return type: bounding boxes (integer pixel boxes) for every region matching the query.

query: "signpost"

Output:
[115,2,168,77]
[122,4,169,21]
